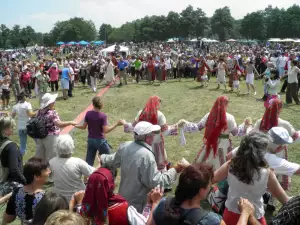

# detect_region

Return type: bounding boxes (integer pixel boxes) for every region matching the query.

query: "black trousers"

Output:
[286,82,299,104]
[68,80,73,97]
[135,70,142,83]
[50,80,59,92]
[281,79,288,92]
[173,68,177,78]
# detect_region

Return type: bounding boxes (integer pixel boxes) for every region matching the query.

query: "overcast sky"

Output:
[1,0,299,32]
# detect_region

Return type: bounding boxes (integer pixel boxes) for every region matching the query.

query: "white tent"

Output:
[268,38,282,42]
[226,39,237,42]
[202,38,219,43]
[282,38,295,42]
[190,38,198,42]
[294,39,300,43]
[100,45,129,56]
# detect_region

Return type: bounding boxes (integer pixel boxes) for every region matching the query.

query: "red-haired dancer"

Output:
[181,96,238,169]
[124,96,178,171]
[252,98,300,190]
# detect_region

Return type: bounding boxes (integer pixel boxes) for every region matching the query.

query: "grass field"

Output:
[2,76,300,223]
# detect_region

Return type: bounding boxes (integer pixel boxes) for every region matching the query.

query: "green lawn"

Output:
[2,76,300,223]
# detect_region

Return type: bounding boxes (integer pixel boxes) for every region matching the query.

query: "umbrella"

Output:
[56,41,64,45]
[78,40,89,45]
[94,41,104,45]
[68,41,77,45]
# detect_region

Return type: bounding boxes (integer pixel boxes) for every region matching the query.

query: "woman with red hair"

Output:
[252,98,300,190]
[180,96,238,169]
[124,96,178,171]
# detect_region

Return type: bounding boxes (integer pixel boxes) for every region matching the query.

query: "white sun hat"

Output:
[40,93,58,109]
[133,121,160,135]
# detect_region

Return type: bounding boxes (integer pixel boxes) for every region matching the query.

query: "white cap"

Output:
[133,121,160,135]
[268,127,293,145]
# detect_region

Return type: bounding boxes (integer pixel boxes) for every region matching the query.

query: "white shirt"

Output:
[50,157,95,202]
[12,102,32,130]
[278,56,287,67]
[288,66,300,83]
[69,67,75,81]
[231,147,299,176]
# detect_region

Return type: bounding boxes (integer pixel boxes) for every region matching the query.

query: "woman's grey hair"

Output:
[0,116,15,137]
[239,131,271,155]
[56,134,74,157]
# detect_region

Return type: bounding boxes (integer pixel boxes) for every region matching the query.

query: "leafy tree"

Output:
[20,26,36,48]
[0,24,10,49]
[211,7,234,41]
[10,25,21,48]
[98,24,113,41]
[240,11,266,40]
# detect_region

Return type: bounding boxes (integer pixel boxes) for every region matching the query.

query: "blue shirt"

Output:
[118,61,128,71]
[61,68,70,80]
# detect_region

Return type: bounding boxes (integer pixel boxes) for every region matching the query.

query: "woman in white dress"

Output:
[252,98,300,190]
[180,96,238,169]
[103,59,115,85]
[216,57,227,90]
[124,96,178,171]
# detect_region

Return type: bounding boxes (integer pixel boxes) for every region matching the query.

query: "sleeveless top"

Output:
[226,168,269,219]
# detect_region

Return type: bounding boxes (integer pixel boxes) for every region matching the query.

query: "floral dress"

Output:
[5,187,44,224]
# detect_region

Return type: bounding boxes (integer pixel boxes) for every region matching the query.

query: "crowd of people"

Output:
[0,40,300,225]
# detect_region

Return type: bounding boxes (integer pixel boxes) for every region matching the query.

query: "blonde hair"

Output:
[44,210,87,225]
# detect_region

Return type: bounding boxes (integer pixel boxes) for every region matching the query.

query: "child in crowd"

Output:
[1,76,11,110]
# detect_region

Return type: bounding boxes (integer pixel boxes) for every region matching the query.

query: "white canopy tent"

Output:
[100,45,129,56]
[294,39,300,43]
[202,38,219,43]
[268,38,282,42]
[226,39,237,42]
[282,38,295,42]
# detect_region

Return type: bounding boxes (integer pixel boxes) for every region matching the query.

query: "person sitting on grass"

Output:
[45,210,87,225]
[49,134,98,202]
[31,190,69,225]
[2,157,50,225]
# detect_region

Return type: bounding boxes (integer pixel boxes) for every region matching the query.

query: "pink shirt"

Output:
[48,67,59,81]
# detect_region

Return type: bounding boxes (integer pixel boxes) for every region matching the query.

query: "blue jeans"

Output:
[18,129,28,156]
[86,138,111,166]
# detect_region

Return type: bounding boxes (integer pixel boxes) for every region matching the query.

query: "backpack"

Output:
[26,117,48,139]
[165,197,208,225]
[0,140,13,183]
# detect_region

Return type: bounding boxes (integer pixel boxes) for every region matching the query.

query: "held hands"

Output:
[117,119,126,126]
[177,119,188,128]
[70,121,78,126]
[147,185,164,205]
[238,198,255,216]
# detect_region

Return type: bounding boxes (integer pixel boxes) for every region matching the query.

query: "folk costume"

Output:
[124,96,178,171]
[252,99,300,190]
[183,96,238,169]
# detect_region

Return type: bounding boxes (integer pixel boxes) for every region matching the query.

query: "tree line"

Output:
[0,4,299,49]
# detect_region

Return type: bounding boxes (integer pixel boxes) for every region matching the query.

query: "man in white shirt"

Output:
[228,127,300,176]
[278,53,287,77]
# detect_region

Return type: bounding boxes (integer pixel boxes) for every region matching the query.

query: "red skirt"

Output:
[108,202,129,225]
[223,208,267,225]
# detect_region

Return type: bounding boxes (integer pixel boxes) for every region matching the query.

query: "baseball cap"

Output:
[133,121,160,136]
[268,127,293,145]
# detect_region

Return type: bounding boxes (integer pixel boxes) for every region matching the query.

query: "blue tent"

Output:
[68,41,77,45]
[57,41,65,45]
[78,40,89,45]
[94,41,104,45]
